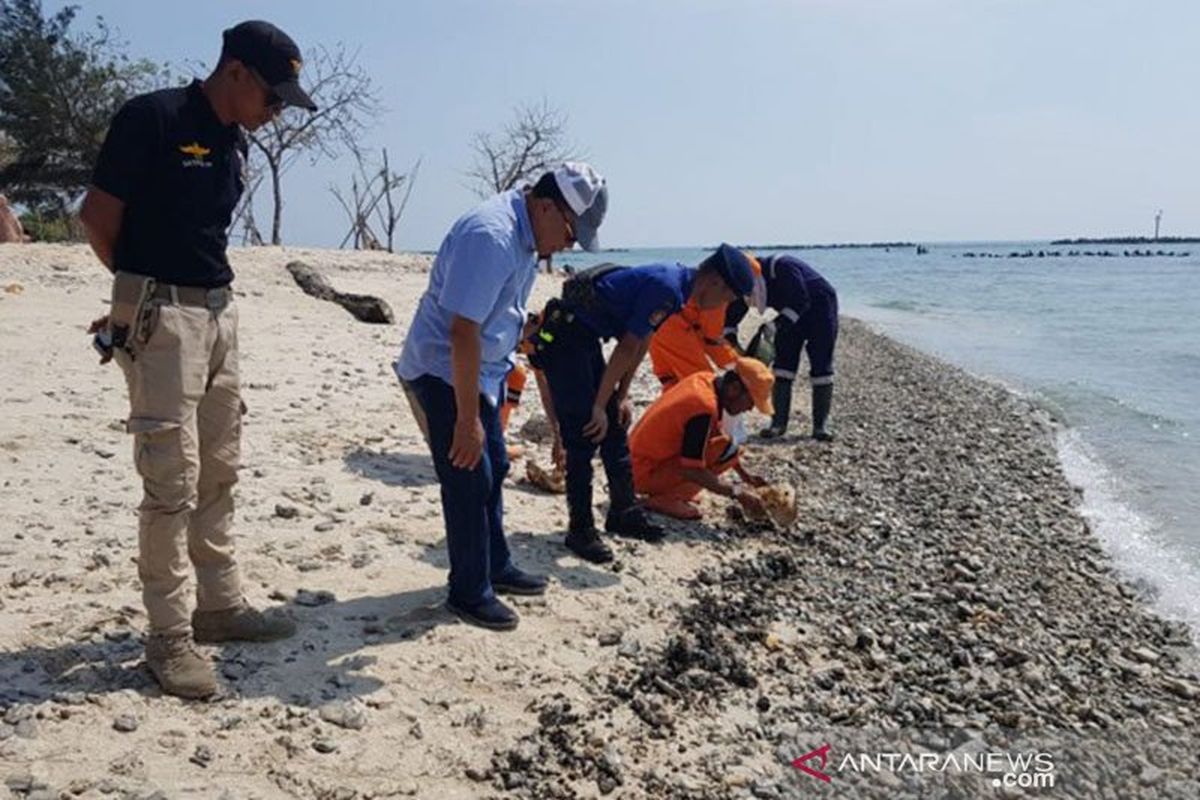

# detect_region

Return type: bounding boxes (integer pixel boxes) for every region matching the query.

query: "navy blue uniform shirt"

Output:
[576,263,695,340]
[92,80,246,288]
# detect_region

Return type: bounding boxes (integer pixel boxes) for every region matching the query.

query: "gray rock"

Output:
[598,631,623,647]
[294,589,336,607]
[319,701,367,730]
[3,703,32,724]
[189,743,214,768]
[112,714,139,733]
[5,772,34,792]
[1162,677,1199,700]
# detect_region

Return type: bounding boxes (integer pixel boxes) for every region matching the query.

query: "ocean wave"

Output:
[865,298,933,314]
[1041,383,1187,434]
[1055,429,1200,645]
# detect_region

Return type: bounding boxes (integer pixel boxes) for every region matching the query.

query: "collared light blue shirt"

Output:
[395,189,537,405]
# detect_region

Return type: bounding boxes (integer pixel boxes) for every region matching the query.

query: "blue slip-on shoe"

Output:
[492,567,549,596]
[445,596,519,631]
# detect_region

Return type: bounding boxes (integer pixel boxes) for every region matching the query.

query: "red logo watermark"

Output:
[792,744,833,783]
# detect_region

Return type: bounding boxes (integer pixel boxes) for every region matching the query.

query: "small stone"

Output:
[294,589,336,607]
[756,696,771,712]
[319,701,367,730]
[313,738,338,754]
[189,744,214,767]
[465,767,491,782]
[1130,647,1160,665]
[314,521,335,532]
[5,772,34,792]
[1139,765,1165,786]
[1162,677,1199,700]
[112,714,139,733]
[3,704,32,724]
[274,504,299,519]
[598,631,622,647]
[359,492,374,506]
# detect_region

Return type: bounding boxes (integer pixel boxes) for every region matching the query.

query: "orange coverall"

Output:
[630,372,738,506]
[648,299,737,387]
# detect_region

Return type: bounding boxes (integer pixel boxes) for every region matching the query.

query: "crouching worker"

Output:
[630,358,772,520]
[529,244,756,563]
[725,254,839,441]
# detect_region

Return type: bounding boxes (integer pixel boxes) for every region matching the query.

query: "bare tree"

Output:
[330,146,420,253]
[244,43,380,245]
[230,155,265,245]
[465,99,582,198]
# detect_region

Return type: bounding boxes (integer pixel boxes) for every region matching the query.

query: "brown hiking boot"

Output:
[192,601,296,644]
[145,633,218,700]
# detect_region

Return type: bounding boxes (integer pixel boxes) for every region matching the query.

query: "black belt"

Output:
[150,283,232,310]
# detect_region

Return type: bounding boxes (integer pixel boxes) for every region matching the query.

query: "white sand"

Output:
[0,244,758,797]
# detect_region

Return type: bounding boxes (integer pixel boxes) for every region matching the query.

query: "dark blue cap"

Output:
[701,243,755,295]
[223,20,317,112]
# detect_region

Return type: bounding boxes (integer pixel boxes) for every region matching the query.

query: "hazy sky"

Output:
[50,0,1200,249]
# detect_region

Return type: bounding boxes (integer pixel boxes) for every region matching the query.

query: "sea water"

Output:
[557,242,1200,637]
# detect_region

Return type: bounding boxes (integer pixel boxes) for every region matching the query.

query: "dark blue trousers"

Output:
[408,374,514,606]
[774,287,840,383]
[538,327,634,530]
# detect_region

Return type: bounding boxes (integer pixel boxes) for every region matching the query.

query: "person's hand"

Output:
[449,415,485,470]
[734,486,767,519]
[87,314,110,334]
[551,434,566,470]
[618,398,634,429]
[582,403,609,443]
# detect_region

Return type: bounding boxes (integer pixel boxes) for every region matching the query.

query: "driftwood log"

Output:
[286,261,394,324]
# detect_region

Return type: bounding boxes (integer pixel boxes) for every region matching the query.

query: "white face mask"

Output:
[721,412,748,445]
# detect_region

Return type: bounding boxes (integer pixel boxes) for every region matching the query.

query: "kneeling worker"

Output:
[630,358,773,521]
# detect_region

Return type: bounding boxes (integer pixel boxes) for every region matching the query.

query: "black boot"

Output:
[566,501,613,564]
[759,377,793,439]
[603,466,665,542]
[811,382,834,441]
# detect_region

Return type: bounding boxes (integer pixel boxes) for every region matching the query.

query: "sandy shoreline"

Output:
[1,244,1197,799]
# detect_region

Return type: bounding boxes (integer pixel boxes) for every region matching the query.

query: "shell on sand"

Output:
[755,483,797,528]
[526,460,566,494]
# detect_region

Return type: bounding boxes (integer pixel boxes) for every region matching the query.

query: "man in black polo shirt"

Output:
[80,21,316,699]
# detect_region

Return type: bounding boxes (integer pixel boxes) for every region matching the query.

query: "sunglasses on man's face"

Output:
[557,203,575,244]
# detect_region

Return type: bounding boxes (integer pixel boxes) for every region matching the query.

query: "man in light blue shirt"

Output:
[396,163,608,630]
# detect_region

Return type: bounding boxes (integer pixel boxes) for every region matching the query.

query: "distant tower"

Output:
[1155,209,1163,240]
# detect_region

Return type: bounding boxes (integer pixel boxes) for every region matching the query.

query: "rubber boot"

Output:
[759,377,793,439]
[811,383,834,442]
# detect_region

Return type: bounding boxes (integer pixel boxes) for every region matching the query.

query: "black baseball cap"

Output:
[222,20,317,112]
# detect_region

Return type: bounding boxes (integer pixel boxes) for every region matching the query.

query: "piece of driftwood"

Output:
[286,261,394,324]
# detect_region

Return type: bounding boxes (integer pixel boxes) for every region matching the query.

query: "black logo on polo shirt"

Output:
[179,141,213,168]
[648,303,674,330]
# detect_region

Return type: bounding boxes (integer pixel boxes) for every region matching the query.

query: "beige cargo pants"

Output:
[112,272,244,635]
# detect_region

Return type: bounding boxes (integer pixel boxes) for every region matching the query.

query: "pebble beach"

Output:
[1,244,1196,799]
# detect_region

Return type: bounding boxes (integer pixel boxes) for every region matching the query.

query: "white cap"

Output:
[552,162,607,252]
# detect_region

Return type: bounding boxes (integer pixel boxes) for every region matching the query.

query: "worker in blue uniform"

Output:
[725,253,838,441]
[530,244,756,563]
